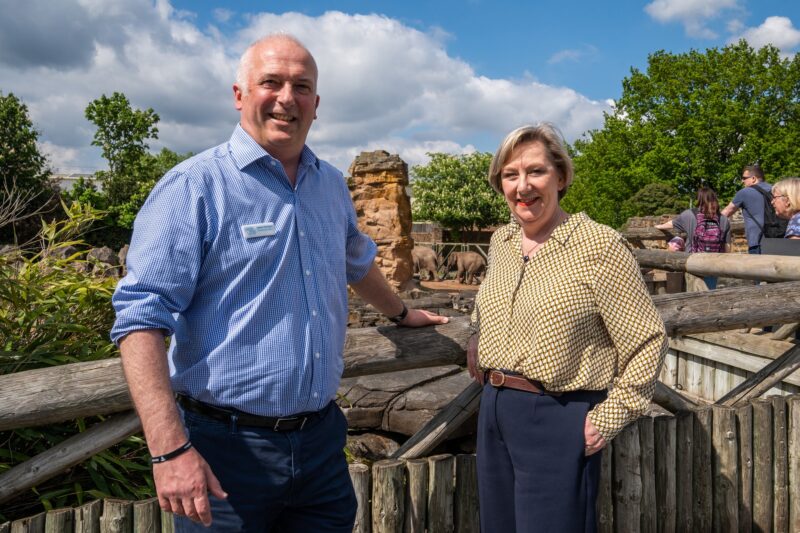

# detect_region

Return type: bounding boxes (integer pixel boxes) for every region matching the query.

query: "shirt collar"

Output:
[228,124,320,172]
[501,211,587,247]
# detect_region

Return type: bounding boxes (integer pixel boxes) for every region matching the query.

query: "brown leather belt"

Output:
[485,370,562,396]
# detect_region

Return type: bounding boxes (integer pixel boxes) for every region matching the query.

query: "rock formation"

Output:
[348,151,414,291]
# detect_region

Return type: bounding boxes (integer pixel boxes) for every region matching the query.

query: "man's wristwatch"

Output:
[388,302,408,324]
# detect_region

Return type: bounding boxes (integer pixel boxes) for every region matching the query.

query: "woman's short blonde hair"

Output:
[488,123,574,200]
[773,177,800,216]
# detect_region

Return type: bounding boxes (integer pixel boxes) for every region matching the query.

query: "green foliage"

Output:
[411,152,507,233]
[74,93,190,248]
[0,92,59,244]
[565,41,800,228]
[621,182,688,220]
[0,203,154,521]
[85,92,159,181]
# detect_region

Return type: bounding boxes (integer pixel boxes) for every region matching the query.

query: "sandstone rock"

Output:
[348,151,414,291]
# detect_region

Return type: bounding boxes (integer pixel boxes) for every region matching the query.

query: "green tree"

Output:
[0,92,57,243]
[564,41,800,228]
[621,182,687,220]
[411,152,507,233]
[84,92,159,206]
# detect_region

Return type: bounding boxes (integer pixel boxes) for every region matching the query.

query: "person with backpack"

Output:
[656,187,731,289]
[771,177,800,239]
[722,164,787,253]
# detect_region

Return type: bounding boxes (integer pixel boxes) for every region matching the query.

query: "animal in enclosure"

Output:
[411,246,441,280]
[446,251,486,284]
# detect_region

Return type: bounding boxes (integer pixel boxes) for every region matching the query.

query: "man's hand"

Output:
[466,333,481,383]
[584,416,607,457]
[154,448,227,526]
[399,308,449,327]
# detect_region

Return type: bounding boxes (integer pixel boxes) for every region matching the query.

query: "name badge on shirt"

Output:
[241,222,276,239]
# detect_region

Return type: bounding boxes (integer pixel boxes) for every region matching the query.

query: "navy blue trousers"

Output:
[175,401,356,532]
[477,383,606,533]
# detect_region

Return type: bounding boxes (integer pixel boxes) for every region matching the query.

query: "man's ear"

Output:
[314,94,320,119]
[233,84,244,111]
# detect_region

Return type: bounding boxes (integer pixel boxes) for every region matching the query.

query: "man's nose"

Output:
[276,83,294,104]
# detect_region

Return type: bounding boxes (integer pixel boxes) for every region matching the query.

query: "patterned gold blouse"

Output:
[471,212,667,441]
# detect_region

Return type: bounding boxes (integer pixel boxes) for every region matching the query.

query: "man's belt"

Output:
[176,394,322,431]
[485,370,562,396]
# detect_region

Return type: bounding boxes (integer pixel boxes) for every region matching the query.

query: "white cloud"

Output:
[548,45,598,65]
[734,16,800,56]
[644,0,739,38]
[0,3,608,175]
[213,8,234,23]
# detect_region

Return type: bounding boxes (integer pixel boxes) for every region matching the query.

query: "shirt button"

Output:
[270,160,277,166]
[313,392,319,398]
[311,310,317,316]
[315,352,320,359]
[305,270,311,276]
[299,231,305,237]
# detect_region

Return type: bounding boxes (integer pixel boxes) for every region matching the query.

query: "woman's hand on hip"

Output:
[584,416,607,456]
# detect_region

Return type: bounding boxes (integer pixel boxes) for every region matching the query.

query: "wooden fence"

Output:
[5,395,800,533]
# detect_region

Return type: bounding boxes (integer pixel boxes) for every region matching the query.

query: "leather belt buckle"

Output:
[488,370,506,388]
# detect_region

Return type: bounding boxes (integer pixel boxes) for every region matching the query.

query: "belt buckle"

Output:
[489,370,505,388]
[273,416,306,431]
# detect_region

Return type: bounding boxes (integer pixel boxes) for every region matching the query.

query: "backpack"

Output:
[689,210,725,253]
[749,184,789,239]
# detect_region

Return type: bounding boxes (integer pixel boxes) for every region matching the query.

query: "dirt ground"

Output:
[419,279,480,293]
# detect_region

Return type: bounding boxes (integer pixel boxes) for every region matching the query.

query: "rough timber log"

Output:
[622,221,744,242]
[633,249,800,282]
[2,282,800,431]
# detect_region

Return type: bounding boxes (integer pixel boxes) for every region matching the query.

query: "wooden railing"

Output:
[3,252,800,531]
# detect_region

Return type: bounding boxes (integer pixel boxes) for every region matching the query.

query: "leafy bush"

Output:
[0,203,154,521]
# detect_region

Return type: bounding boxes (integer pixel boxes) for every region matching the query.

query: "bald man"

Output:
[112,34,447,531]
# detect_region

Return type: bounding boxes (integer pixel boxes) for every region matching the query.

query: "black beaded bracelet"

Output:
[150,441,193,464]
[388,302,408,325]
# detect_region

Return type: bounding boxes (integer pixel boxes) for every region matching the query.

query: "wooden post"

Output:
[44,509,73,533]
[10,513,44,533]
[638,417,657,533]
[403,459,427,533]
[752,399,773,532]
[660,350,679,388]
[654,415,676,533]
[736,404,753,533]
[612,423,642,529]
[692,407,712,532]
[596,443,614,533]
[159,512,173,533]
[685,354,704,398]
[372,459,405,533]
[74,500,102,533]
[427,454,455,533]
[711,405,738,533]
[773,396,789,533]
[701,357,716,401]
[132,498,159,533]
[100,499,132,533]
[349,463,370,533]
[788,396,800,532]
[675,411,694,533]
[454,455,479,533]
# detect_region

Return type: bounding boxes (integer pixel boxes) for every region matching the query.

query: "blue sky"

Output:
[1,0,798,175]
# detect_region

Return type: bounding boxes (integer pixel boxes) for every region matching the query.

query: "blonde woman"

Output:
[771,177,800,239]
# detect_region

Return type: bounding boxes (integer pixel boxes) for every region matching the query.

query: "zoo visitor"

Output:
[111,33,447,532]
[655,187,731,290]
[770,177,800,239]
[722,164,784,253]
[467,123,668,532]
